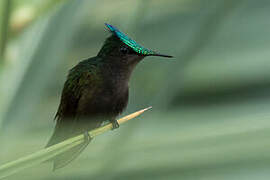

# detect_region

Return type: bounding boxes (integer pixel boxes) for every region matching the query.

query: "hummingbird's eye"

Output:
[120,46,129,55]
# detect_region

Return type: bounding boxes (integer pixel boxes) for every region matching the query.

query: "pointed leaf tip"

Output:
[143,106,152,111]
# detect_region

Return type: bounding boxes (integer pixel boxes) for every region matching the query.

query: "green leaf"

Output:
[0,107,151,179]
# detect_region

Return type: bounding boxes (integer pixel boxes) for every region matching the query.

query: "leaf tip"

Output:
[143,106,152,111]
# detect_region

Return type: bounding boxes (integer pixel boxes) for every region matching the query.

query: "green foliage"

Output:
[0,108,150,179]
[1,0,270,179]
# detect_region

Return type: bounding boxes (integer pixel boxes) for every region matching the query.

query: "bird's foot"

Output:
[110,119,119,130]
[83,131,92,144]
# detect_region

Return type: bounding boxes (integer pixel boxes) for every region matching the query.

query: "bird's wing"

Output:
[47,64,100,146]
[46,64,103,169]
[55,65,99,122]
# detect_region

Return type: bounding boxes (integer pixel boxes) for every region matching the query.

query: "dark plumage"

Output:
[46,24,172,169]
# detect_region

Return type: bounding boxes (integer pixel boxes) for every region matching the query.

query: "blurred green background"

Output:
[1,0,270,179]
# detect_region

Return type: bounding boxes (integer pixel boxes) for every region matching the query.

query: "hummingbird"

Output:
[46,23,172,169]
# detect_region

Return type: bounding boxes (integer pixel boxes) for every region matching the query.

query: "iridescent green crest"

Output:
[105,23,156,56]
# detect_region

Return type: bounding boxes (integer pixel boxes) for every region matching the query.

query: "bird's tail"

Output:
[45,121,99,170]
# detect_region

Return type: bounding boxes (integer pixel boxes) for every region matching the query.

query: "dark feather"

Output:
[46,32,149,169]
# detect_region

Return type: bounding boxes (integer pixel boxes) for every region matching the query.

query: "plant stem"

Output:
[0,107,152,179]
[0,0,12,64]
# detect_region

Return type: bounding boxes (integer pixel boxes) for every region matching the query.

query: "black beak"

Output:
[149,53,173,58]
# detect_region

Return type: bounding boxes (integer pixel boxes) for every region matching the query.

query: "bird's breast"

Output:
[82,66,130,117]
[97,83,129,115]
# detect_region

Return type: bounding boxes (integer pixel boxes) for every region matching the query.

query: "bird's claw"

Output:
[111,120,119,130]
[83,131,92,143]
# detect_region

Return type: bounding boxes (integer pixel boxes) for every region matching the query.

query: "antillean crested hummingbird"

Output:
[46,23,173,169]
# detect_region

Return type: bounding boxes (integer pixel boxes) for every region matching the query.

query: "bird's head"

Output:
[97,23,173,67]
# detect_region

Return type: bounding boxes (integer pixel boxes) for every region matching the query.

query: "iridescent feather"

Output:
[105,23,157,56]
